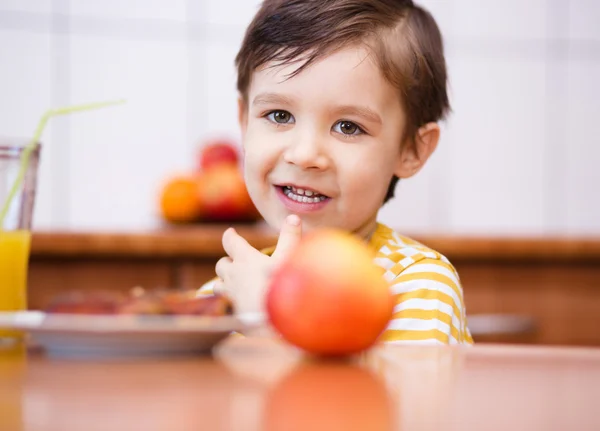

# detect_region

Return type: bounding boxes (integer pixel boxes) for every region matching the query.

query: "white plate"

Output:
[0,311,253,358]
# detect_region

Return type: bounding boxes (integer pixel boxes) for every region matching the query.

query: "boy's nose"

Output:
[283,134,330,170]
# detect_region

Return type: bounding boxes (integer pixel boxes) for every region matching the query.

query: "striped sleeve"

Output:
[379,257,473,345]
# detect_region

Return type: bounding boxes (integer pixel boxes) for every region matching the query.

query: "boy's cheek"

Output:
[242,149,263,171]
[243,132,280,163]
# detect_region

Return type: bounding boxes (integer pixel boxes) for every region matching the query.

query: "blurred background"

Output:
[0,0,598,235]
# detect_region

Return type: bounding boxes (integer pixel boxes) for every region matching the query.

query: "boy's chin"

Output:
[275,216,331,234]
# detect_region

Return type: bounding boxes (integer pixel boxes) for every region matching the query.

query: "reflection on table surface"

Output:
[1,336,600,431]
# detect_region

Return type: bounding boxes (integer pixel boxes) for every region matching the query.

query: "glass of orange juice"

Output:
[0,139,40,341]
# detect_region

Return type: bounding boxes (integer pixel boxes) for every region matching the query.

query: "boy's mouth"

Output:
[274,184,332,212]
[280,185,329,203]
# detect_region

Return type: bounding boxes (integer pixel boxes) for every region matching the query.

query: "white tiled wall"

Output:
[447,57,548,234]
[565,62,600,234]
[203,0,262,26]
[569,0,600,41]
[67,35,189,228]
[450,0,548,41]
[0,0,52,15]
[69,0,188,22]
[0,0,598,235]
[0,26,56,227]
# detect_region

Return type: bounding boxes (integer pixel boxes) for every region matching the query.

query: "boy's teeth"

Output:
[283,186,326,203]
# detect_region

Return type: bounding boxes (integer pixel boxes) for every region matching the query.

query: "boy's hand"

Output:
[213,215,302,314]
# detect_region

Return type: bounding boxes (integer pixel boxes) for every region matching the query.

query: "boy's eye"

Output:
[333,120,363,136]
[266,110,295,124]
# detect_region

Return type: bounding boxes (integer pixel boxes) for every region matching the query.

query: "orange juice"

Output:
[0,230,31,339]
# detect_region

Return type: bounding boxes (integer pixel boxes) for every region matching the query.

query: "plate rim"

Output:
[0,311,248,336]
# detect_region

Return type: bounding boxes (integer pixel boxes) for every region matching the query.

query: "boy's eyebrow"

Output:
[252,92,295,107]
[334,105,382,125]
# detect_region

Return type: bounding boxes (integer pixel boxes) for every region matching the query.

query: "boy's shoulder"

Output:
[370,222,458,282]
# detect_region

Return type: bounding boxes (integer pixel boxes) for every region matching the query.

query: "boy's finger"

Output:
[273,214,302,260]
[215,256,233,281]
[212,279,227,297]
[222,227,257,260]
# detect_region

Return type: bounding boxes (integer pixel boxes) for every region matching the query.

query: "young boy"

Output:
[199,0,473,345]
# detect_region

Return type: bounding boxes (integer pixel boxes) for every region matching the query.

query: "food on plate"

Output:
[45,288,233,317]
[267,229,394,356]
[44,290,125,315]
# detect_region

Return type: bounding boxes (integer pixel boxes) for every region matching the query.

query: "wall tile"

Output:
[565,61,600,233]
[378,146,449,235]
[69,0,187,22]
[445,57,548,234]
[0,0,52,14]
[203,40,243,138]
[67,35,189,229]
[0,29,58,229]
[200,0,262,26]
[417,0,455,39]
[187,20,251,146]
[569,0,600,41]
[452,0,547,40]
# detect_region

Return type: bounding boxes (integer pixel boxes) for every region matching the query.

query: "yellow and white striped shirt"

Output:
[199,222,473,345]
[369,223,472,345]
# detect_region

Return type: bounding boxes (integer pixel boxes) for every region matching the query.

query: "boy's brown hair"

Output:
[235,0,450,202]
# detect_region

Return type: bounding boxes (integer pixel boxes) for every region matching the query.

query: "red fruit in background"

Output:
[197,164,258,222]
[266,229,394,357]
[199,140,239,171]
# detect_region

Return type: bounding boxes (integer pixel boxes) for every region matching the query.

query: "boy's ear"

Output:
[394,122,440,179]
[238,97,248,138]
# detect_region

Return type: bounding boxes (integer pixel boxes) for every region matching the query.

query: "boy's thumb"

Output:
[273,214,302,260]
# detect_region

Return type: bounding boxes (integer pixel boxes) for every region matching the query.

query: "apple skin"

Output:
[266,229,394,356]
[199,140,239,171]
[197,164,258,222]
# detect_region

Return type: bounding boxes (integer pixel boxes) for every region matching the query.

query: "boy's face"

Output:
[239,46,407,238]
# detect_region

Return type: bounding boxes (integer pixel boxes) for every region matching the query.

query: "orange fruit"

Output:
[159,175,202,223]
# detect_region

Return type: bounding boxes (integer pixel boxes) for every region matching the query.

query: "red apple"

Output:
[266,229,394,356]
[198,140,239,171]
[197,164,258,222]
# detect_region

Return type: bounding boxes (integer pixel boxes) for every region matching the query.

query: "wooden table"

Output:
[28,225,600,346]
[1,335,600,431]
